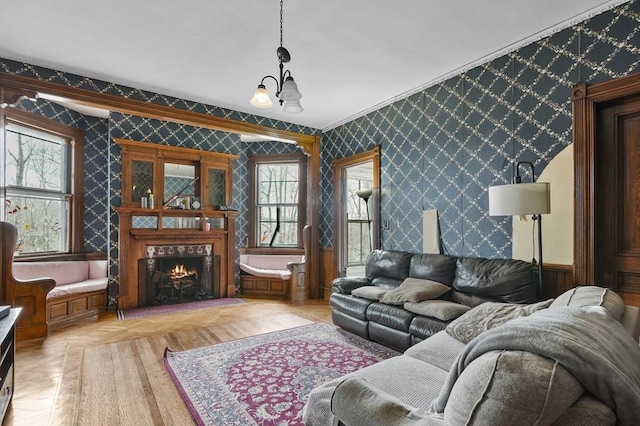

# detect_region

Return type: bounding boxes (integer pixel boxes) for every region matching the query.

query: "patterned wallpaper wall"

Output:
[321,0,640,259]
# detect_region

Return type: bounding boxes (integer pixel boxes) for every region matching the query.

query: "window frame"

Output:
[248,152,307,250]
[1,108,84,258]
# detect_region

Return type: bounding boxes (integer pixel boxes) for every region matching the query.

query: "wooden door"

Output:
[573,72,640,306]
[595,94,640,304]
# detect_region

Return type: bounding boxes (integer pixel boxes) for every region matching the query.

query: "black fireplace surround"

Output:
[138,244,221,306]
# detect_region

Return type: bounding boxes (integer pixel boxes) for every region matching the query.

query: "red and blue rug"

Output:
[163,322,399,425]
[117,297,246,320]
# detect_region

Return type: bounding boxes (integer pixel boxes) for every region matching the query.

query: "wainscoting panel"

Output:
[542,264,574,300]
[322,248,334,301]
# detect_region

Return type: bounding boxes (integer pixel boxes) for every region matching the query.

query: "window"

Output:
[249,153,307,248]
[1,109,84,256]
[346,177,372,266]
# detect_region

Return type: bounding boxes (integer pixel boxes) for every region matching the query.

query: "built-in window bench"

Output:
[239,251,307,302]
[12,254,108,334]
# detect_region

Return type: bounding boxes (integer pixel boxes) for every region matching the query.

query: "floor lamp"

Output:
[356,188,373,252]
[488,161,550,301]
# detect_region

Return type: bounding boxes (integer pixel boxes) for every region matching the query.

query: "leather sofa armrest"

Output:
[331,276,371,294]
[330,377,445,426]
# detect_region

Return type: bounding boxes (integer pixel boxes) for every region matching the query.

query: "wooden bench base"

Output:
[240,275,290,299]
[47,289,107,331]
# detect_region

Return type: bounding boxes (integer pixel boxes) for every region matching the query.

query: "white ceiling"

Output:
[0,0,625,131]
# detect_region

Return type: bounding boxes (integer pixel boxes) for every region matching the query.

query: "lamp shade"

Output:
[282,99,304,113]
[279,76,302,101]
[250,85,273,108]
[355,188,373,200]
[488,182,550,216]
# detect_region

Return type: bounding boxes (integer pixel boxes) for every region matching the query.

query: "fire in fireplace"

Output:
[150,258,204,304]
[138,244,220,306]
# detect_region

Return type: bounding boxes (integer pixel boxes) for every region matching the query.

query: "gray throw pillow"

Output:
[351,286,388,301]
[550,286,625,321]
[404,300,471,321]
[445,299,553,344]
[379,278,450,305]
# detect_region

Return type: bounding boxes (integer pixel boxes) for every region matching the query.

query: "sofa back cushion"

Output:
[409,253,457,286]
[452,257,537,304]
[366,250,412,289]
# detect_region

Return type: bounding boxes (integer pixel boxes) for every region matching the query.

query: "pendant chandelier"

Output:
[249,0,303,113]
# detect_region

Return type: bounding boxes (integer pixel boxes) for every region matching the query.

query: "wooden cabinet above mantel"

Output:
[115,138,239,210]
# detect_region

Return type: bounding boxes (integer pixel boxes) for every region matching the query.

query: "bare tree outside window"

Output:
[4,123,70,254]
[257,162,299,246]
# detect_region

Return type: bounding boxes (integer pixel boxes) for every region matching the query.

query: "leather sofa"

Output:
[330,249,538,352]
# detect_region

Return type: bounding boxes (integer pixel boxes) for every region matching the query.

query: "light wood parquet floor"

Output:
[6,298,332,425]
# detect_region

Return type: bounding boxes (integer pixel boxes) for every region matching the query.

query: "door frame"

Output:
[333,146,380,278]
[572,72,640,289]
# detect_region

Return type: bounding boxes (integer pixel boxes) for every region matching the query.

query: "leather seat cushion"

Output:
[366,302,416,332]
[409,315,449,341]
[330,293,372,320]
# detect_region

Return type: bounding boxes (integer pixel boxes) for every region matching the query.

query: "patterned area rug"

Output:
[164,322,399,425]
[117,297,245,320]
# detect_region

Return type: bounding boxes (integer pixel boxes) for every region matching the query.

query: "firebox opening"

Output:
[150,257,205,305]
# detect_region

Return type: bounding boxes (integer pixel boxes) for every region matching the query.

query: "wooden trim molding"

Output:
[572,72,640,286]
[0,73,316,145]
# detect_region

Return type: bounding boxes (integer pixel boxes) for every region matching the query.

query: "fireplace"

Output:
[138,244,221,306]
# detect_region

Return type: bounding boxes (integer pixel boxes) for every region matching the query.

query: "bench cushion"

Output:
[13,260,108,296]
[47,278,108,299]
[239,254,304,280]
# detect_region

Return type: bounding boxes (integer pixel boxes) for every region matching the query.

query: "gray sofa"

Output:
[331,250,539,352]
[304,286,640,426]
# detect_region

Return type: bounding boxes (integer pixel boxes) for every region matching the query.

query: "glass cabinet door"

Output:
[132,160,154,205]
[207,168,226,208]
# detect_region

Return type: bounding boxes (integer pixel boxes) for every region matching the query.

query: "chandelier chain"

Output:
[280,0,284,47]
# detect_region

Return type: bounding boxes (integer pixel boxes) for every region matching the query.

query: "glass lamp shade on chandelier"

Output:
[249,0,303,113]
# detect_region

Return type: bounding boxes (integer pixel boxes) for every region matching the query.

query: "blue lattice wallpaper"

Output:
[320,0,640,259]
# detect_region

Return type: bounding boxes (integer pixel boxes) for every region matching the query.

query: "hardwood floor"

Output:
[5,298,332,425]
